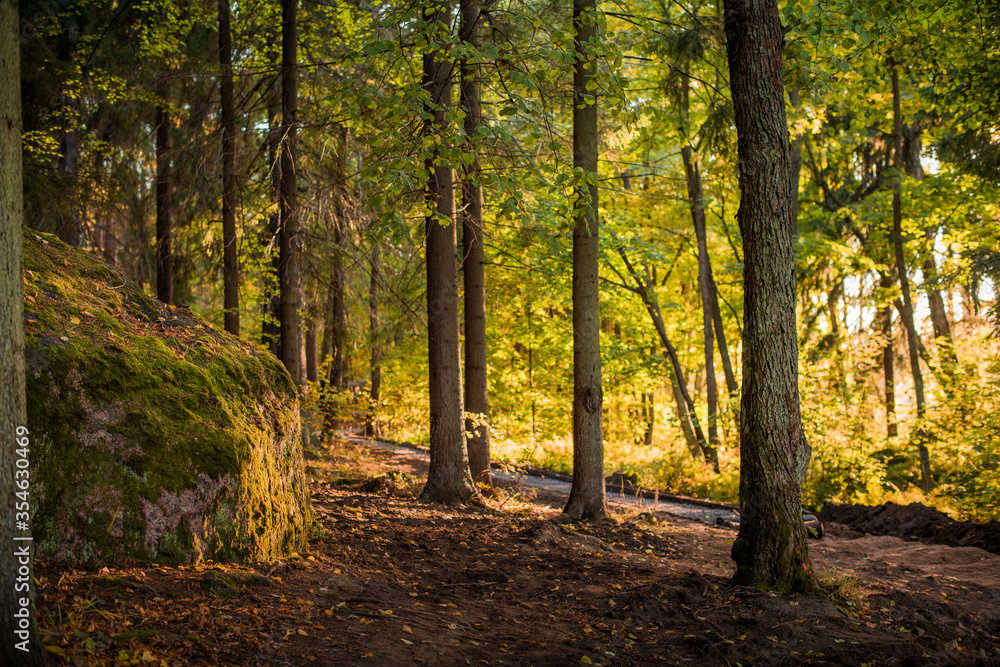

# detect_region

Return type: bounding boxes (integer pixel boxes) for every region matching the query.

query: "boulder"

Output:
[22,230,310,563]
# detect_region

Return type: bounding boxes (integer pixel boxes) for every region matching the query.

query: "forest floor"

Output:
[34,435,1000,666]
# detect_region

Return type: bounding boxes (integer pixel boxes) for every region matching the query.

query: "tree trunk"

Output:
[724,0,814,591]
[305,321,318,383]
[56,85,82,247]
[366,243,382,437]
[683,143,721,470]
[619,250,709,458]
[328,221,347,388]
[219,0,240,335]
[643,389,655,447]
[878,271,897,438]
[155,100,173,305]
[891,65,931,492]
[670,378,701,457]
[460,0,491,486]
[419,0,476,504]
[788,86,803,231]
[709,277,740,435]
[278,0,301,384]
[261,59,281,357]
[563,0,607,521]
[1,1,46,656]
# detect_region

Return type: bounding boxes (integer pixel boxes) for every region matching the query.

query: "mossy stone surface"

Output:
[22,230,310,564]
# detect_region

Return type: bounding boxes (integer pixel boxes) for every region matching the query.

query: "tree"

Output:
[724,0,814,589]
[1,0,46,660]
[460,0,491,485]
[278,0,302,384]
[563,0,607,520]
[419,0,477,504]
[890,63,931,491]
[156,96,173,305]
[219,0,239,335]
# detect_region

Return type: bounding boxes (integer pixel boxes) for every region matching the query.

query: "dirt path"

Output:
[34,436,1000,666]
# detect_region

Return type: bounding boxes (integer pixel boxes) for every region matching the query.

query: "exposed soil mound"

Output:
[819,502,1000,556]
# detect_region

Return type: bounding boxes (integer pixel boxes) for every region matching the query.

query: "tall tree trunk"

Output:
[878,271,897,438]
[643,387,655,447]
[278,0,301,384]
[328,220,347,388]
[155,99,173,305]
[724,0,814,590]
[419,0,476,504]
[563,0,607,520]
[219,0,240,335]
[891,65,931,491]
[670,378,700,457]
[709,278,740,434]
[1,1,46,656]
[683,144,721,470]
[56,85,82,247]
[788,86,803,231]
[366,243,382,437]
[460,0,491,486]
[261,62,281,356]
[903,126,958,372]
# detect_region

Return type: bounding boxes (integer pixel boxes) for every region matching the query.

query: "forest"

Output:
[3,0,1000,663]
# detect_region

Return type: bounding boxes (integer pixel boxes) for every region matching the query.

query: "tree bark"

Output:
[419,0,476,504]
[891,65,931,491]
[460,0,491,485]
[683,144,721,470]
[261,62,281,357]
[366,243,382,437]
[278,0,301,384]
[155,99,173,305]
[1,0,47,656]
[724,0,814,590]
[219,0,240,335]
[563,0,607,520]
[305,320,318,383]
[328,221,347,389]
[878,271,897,438]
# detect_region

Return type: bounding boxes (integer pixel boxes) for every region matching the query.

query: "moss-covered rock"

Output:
[22,230,310,564]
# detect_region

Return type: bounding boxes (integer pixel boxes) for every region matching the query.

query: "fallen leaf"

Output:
[401,638,413,645]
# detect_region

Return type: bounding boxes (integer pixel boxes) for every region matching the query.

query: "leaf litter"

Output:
[34,435,1000,665]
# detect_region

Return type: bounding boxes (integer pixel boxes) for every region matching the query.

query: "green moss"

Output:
[23,229,311,564]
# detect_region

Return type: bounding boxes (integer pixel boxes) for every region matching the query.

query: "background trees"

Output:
[12,0,1000,522]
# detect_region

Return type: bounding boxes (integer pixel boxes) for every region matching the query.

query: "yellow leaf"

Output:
[581,657,593,664]
[403,625,413,634]
[297,629,308,636]
[401,638,414,645]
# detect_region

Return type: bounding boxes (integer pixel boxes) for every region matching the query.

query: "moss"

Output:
[23,229,311,564]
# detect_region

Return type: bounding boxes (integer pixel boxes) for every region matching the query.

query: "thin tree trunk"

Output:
[366,243,381,437]
[878,271,897,438]
[328,220,347,388]
[155,99,173,305]
[305,321,318,383]
[460,0,490,486]
[709,277,740,434]
[618,249,709,458]
[419,0,476,504]
[891,65,931,492]
[56,85,82,247]
[670,378,701,457]
[219,0,240,335]
[683,144,721,470]
[724,0,814,590]
[278,0,301,384]
[563,0,607,520]
[788,86,803,231]
[643,388,655,447]
[261,63,281,356]
[1,1,46,655]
